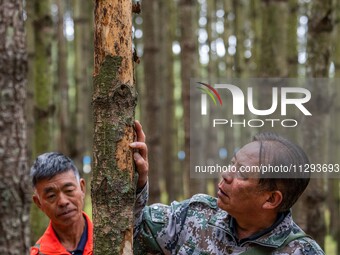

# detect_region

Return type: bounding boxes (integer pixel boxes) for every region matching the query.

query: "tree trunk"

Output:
[25,0,35,162]
[159,0,177,203]
[92,1,136,254]
[286,0,298,77]
[258,0,288,135]
[179,0,203,197]
[29,0,54,244]
[223,0,233,77]
[249,0,261,76]
[330,1,340,252]
[0,0,31,254]
[299,0,333,249]
[56,0,70,155]
[73,0,93,167]
[232,0,245,76]
[259,0,288,77]
[141,0,162,204]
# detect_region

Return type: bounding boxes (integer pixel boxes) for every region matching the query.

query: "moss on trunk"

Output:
[92,54,137,254]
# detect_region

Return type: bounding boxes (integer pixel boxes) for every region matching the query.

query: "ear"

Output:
[33,194,42,209]
[262,191,283,210]
[80,178,86,195]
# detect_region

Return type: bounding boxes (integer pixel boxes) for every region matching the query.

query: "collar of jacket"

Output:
[208,209,297,249]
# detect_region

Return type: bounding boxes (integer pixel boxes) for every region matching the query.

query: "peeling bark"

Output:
[92,1,137,254]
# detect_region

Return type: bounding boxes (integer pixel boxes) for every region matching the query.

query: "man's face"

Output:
[217,141,269,217]
[33,170,85,228]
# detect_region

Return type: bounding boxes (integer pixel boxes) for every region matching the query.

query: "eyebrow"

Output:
[43,187,54,194]
[43,182,76,194]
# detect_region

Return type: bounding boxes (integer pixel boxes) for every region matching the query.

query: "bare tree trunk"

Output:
[0,0,30,253]
[258,0,288,135]
[141,0,162,204]
[56,0,70,155]
[299,0,333,249]
[259,0,288,77]
[232,0,245,76]
[73,0,93,167]
[249,0,261,76]
[223,0,233,77]
[92,1,137,254]
[29,0,54,244]
[330,1,340,252]
[25,0,35,162]
[287,0,298,77]
[159,0,177,203]
[179,0,203,197]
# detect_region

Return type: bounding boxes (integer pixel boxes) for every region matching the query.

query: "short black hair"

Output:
[30,152,80,187]
[253,132,310,212]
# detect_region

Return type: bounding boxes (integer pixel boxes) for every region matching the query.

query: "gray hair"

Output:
[253,132,310,212]
[30,152,80,187]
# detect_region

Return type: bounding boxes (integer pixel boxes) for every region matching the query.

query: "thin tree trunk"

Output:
[223,0,233,77]
[287,0,298,77]
[92,1,136,254]
[299,0,333,249]
[26,0,35,162]
[159,0,176,203]
[179,0,203,197]
[56,0,70,155]
[330,1,340,252]
[249,0,261,76]
[232,0,245,76]
[259,0,288,77]
[73,0,93,167]
[141,0,162,204]
[0,0,30,253]
[258,0,288,135]
[29,0,54,244]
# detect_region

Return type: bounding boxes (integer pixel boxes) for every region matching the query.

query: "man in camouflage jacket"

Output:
[133,130,325,254]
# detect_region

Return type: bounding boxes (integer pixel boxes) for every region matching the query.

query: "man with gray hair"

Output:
[30,121,149,255]
[30,152,91,255]
[133,132,325,254]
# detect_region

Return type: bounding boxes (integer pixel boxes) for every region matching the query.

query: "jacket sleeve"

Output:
[133,195,191,254]
[134,181,149,234]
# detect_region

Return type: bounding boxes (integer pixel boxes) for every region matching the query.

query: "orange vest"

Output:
[30,212,93,255]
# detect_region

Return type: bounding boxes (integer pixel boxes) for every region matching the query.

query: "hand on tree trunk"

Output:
[130,120,149,189]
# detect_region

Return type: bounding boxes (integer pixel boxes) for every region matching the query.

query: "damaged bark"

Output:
[92,1,137,254]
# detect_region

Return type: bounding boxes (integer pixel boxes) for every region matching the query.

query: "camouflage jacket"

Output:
[134,184,324,255]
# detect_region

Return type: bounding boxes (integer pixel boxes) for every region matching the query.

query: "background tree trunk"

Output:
[159,0,177,203]
[141,0,162,204]
[92,0,137,254]
[259,0,288,77]
[299,0,333,248]
[179,0,203,197]
[258,0,288,135]
[330,1,340,252]
[0,0,31,253]
[56,0,70,155]
[287,0,298,77]
[29,0,54,244]
[73,0,93,169]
